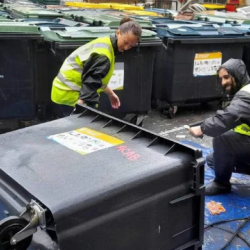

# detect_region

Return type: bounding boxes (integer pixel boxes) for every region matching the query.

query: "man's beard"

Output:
[223,83,238,95]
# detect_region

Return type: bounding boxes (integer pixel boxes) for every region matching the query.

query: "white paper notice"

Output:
[108,62,124,90]
[193,52,222,77]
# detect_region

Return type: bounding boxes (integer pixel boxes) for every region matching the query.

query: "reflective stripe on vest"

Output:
[57,72,81,91]
[57,41,113,91]
[234,84,250,136]
[66,58,82,74]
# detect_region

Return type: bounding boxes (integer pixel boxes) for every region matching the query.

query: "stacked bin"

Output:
[152,25,250,118]
[0,105,205,250]
[39,26,161,118]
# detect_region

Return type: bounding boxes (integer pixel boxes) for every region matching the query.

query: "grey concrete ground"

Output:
[142,101,220,149]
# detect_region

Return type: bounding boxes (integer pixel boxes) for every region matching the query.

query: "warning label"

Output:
[48,127,124,155]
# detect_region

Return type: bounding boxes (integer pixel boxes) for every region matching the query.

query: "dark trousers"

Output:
[206,131,250,183]
[53,104,74,118]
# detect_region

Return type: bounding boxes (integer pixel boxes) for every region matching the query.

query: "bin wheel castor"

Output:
[163,106,177,119]
[0,216,33,250]
[167,107,175,119]
[130,115,144,127]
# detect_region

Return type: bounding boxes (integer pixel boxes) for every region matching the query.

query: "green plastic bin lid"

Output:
[0,16,14,22]
[0,22,42,34]
[61,10,154,29]
[8,6,64,18]
[40,26,161,46]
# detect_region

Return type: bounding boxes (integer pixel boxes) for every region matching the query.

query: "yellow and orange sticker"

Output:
[194,52,222,77]
[48,127,124,155]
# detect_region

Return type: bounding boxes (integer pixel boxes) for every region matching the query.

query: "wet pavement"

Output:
[142,101,220,149]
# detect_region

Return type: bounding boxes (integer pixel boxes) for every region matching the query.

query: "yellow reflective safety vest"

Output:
[51,36,115,107]
[234,84,250,136]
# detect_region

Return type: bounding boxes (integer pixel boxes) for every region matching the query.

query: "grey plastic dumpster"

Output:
[152,26,250,118]
[0,105,205,250]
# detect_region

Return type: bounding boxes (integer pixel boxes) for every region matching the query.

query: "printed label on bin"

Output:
[193,52,222,77]
[48,127,124,155]
[108,62,124,90]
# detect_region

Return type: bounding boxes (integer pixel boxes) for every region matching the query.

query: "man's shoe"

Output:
[205,181,231,196]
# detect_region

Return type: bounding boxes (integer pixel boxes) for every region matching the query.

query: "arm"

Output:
[104,86,121,109]
[191,93,250,138]
[79,53,110,106]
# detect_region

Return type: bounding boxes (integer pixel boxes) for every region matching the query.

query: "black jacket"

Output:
[201,59,250,137]
[79,35,119,105]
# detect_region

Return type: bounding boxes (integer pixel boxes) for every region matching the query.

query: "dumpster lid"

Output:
[0,16,13,22]
[0,105,203,250]
[160,26,246,37]
[16,18,88,27]
[0,22,42,37]
[40,26,161,47]
[7,6,64,18]
[61,10,154,29]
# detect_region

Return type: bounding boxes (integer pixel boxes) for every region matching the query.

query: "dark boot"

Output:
[205,181,231,196]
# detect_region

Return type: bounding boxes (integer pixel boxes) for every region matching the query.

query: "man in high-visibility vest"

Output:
[51,17,142,117]
[189,59,250,195]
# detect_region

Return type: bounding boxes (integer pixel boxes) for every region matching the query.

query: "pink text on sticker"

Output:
[116,145,141,161]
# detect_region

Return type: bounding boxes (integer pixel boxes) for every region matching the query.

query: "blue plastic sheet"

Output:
[182,140,250,250]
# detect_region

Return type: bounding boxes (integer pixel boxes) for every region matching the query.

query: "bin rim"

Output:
[167,36,250,44]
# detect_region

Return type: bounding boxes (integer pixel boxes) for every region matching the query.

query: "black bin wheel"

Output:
[163,107,175,119]
[0,216,33,250]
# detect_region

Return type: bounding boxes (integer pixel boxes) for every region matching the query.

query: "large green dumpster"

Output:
[39,26,161,118]
[0,23,43,127]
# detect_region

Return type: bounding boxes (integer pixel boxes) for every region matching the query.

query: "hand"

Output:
[189,126,203,138]
[77,99,84,105]
[108,93,120,109]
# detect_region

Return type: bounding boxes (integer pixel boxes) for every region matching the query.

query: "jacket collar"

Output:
[110,34,120,56]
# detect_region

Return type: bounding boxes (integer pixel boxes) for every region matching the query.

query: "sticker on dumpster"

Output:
[193,52,222,77]
[48,127,124,155]
[108,62,124,90]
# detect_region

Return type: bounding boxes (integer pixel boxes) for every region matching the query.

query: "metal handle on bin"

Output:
[161,42,168,50]
[49,46,56,57]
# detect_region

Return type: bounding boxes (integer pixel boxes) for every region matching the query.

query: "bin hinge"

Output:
[10,199,46,246]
